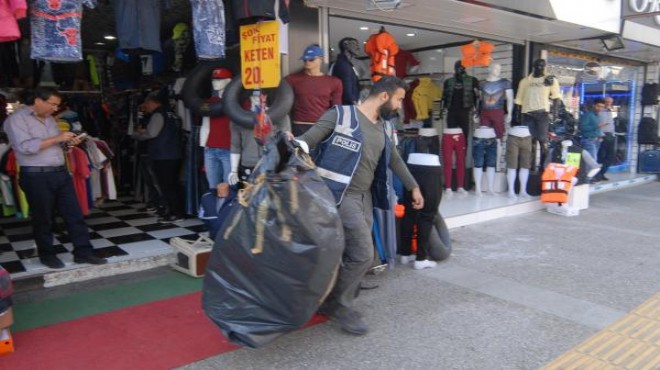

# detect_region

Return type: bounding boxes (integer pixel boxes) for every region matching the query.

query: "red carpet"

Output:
[2,292,327,370]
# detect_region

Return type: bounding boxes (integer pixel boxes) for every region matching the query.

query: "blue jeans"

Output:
[204,147,231,189]
[580,137,601,160]
[472,138,498,168]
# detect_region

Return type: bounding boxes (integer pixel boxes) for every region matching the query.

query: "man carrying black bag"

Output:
[293,77,424,335]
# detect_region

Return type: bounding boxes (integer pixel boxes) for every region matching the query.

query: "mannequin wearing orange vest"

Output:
[364,27,399,82]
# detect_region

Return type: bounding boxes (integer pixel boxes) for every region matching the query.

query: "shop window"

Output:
[546,52,638,172]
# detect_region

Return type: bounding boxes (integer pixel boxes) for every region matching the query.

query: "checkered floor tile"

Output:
[0,196,207,278]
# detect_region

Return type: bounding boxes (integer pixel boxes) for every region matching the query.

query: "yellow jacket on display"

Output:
[412,78,442,120]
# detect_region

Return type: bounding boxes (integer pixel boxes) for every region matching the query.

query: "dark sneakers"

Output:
[73,254,108,265]
[330,307,369,335]
[39,256,65,269]
[158,214,184,223]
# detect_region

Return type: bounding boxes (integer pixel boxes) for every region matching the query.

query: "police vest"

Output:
[313,105,393,209]
[540,163,578,204]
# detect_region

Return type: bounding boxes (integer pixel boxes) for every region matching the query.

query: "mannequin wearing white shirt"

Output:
[473,63,513,196]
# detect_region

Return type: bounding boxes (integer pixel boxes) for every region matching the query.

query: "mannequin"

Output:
[514,59,561,170]
[399,128,442,270]
[228,99,292,186]
[331,38,361,105]
[201,68,233,190]
[473,63,513,196]
[364,26,399,82]
[285,44,342,136]
[442,61,479,195]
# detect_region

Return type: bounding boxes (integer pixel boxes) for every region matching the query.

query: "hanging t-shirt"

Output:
[284,72,343,123]
[394,49,419,78]
[114,0,162,52]
[190,0,225,60]
[481,78,512,111]
[30,0,97,62]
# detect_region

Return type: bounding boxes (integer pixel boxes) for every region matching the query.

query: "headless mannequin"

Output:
[331,38,361,105]
[473,63,513,196]
[514,59,561,172]
[202,73,232,189]
[442,61,479,196]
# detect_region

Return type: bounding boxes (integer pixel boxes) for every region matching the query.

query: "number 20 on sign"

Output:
[240,21,280,89]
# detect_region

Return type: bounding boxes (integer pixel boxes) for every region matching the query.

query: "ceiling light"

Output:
[94,42,105,46]
[360,26,369,30]
[406,32,416,37]
[104,35,116,40]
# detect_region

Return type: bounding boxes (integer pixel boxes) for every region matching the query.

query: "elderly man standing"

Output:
[3,87,107,269]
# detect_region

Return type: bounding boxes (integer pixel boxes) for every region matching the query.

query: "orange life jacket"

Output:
[460,40,494,68]
[540,163,578,204]
[364,31,399,82]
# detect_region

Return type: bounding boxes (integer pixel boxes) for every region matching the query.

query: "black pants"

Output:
[446,109,471,137]
[596,134,616,178]
[139,154,162,207]
[152,159,183,217]
[399,164,443,261]
[19,170,93,258]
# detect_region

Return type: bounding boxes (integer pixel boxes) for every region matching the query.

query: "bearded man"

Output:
[293,76,424,335]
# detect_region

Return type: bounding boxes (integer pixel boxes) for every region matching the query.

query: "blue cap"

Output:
[300,45,323,61]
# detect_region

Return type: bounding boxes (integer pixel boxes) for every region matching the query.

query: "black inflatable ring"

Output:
[428,213,452,261]
[222,76,294,129]
[181,61,234,117]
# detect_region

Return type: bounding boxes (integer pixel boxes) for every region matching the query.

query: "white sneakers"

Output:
[413,260,437,270]
[400,255,439,269]
[399,255,416,264]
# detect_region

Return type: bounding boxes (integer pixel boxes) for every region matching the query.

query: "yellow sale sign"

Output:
[240,21,280,89]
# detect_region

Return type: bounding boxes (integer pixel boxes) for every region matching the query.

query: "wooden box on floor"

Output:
[170,236,214,278]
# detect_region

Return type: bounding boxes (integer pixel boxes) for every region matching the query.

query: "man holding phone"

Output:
[4,87,107,269]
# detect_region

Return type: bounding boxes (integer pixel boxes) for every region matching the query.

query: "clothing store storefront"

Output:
[532,45,646,173]
[301,0,632,207]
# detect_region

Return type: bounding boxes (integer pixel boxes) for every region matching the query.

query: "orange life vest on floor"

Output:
[364,31,399,82]
[541,163,578,204]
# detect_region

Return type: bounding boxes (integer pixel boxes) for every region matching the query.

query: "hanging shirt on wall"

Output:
[284,72,342,123]
[114,0,163,52]
[0,0,27,42]
[30,0,97,62]
[480,79,511,111]
[190,0,225,60]
[412,78,441,121]
[394,49,419,78]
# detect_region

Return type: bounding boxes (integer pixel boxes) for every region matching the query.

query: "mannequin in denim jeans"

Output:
[474,63,512,196]
[202,68,233,190]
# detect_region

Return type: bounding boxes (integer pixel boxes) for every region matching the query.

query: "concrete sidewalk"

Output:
[182,183,660,370]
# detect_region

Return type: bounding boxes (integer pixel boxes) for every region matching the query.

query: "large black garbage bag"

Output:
[202,133,344,348]
[428,213,452,261]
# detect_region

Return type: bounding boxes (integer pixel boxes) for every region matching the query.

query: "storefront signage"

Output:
[628,0,660,25]
[240,21,280,89]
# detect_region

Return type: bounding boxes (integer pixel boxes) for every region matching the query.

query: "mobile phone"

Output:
[76,133,88,140]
